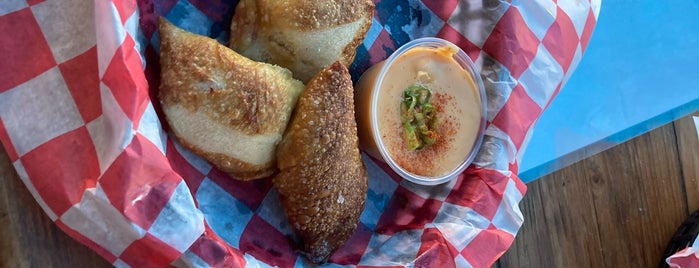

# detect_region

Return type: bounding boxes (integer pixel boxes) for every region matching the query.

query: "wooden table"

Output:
[497,112,699,267]
[1,112,698,267]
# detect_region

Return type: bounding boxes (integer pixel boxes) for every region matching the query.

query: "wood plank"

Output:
[499,148,605,267]
[675,112,699,214]
[588,122,686,267]
[538,155,607,267]
[500,121,689,267]
[0,146,110,268]
[496,182,559,267]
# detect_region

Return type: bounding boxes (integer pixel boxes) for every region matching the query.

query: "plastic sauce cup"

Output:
[354,37,487,185]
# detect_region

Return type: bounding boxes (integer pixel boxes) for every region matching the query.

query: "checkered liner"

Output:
[668,247,699,267]
[0,0,600,267]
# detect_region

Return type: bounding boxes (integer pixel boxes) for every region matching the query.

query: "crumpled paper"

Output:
[667,246,699,268]
[0,0,600,267]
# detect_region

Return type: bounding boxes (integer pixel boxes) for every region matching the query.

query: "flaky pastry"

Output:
[158,17,304,180]
[229,0,375,82]
[274,62,368,263]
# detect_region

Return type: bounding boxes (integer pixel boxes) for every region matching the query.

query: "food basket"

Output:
[0,0,600,266]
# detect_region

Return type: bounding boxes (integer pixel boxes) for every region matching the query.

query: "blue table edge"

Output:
[519,97,699,183]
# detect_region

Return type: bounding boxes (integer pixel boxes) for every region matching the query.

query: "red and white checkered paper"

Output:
[668,247,699,268]
[0,0,600,267]
[667,235,699,267]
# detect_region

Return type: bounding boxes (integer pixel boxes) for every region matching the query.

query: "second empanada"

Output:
[229,0,374,83]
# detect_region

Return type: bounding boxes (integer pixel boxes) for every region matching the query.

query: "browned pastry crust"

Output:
[273,62,368,263]
[229,0,375,82]
[158,17,304,180]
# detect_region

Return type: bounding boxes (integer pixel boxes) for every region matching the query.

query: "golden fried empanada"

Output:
[273,62,368,263]
[229,0,374,82]
[158,17,304,180]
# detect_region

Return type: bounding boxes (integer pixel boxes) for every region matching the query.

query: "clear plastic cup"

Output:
[354,37,487,185]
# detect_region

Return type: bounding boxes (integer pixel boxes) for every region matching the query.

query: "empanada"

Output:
[158,17,304,180]
[274,62,368,263]
[229,0,374,82]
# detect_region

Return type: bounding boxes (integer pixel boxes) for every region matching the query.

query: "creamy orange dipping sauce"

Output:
[355,45,482,178]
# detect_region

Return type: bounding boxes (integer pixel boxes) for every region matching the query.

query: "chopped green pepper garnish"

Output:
[401,84,439,150]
